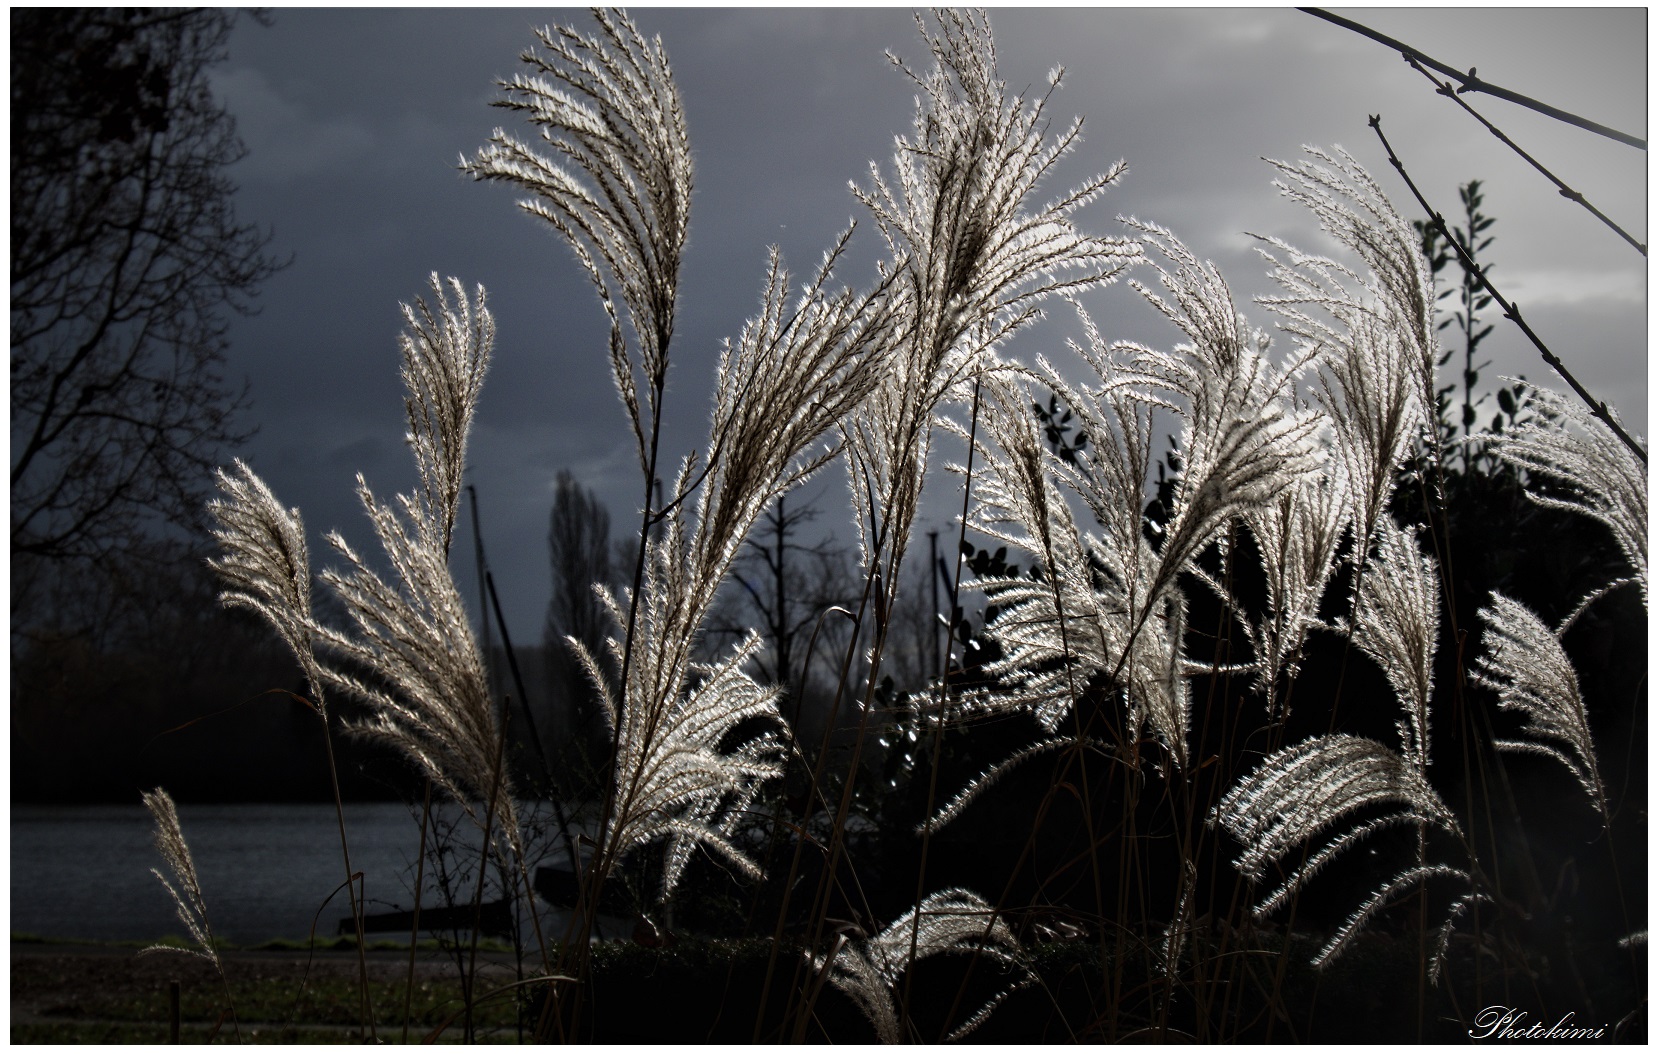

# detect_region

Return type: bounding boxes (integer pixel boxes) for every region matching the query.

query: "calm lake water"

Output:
[11,802,583,944]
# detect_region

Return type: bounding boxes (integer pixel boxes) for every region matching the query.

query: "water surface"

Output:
[10,802,569,944]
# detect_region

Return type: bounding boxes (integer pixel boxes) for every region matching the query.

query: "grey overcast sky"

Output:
[210,7,1648,643]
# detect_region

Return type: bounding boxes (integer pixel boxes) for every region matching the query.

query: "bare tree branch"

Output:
[1302,7,1645,149]
[11,9,285,572]
[1402,55,1644,256]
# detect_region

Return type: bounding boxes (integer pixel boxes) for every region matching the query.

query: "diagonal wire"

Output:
[1369,114,1646,466]
[1403,54,1644,256]
[1303,7,1645,150]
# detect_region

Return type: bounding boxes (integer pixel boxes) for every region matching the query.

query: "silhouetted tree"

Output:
[11,9,282,574]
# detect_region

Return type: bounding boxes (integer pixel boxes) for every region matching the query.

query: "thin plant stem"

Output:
[464,701,512,1044]
[731,604,854,1042]
[899,374,982,1035]
[542,388,666,1046]
[766,474,896,1042]
[790,582,896,1042]
[482,565,584,889]
[318,711,377,1042]
[401,780,432,1045]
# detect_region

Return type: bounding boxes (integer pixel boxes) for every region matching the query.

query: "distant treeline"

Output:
[11,540,555,804]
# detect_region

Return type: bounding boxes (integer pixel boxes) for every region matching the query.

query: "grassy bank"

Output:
[15,930,1642,1043]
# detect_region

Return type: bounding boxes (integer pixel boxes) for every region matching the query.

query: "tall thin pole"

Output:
[468,486,499,697]
[928,530,941,682]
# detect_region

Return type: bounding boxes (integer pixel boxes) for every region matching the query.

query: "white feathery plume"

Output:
[1212,732,1471,974]
[1161,859,1199,978]
[609,629,788,901]
[466,9,899,896]
[1241,454,1351,712]
[1083,217,1321,758]
[1117,220,1326,596]
[1352,521,1440,771]
[1260,146,1439,422]
[1428,890,1490,986]
[400,274,492,554]
[204,458,376,1035]
[844,7,1137,602]
[321,484,509,827]
[687,233,902,601]
[206,458,324,701]
[314,278,516,842]
[1211,734,1459,887]
[941,373,1103,734]
[952,372,1189,765]
[464,8,692,473]
[963,215,1321,768]
[1473,593,1606,816]
[140,788,221,965]
[916,735,1113,836]
[1254,147,1440,556]
[1490,382,1647,609]
[855,11,1136,366]
[811,888,1030,1043]
[1317,306,1423,561]
[1313,864,1468,970]
[572,238,896,899]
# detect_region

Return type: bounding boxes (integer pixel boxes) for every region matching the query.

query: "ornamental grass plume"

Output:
[1210,733,1475,976]
[400,275,492,555]
[843,7,1137,602]
[1240,457,1351,713]
[1213,518,1477,978]
[141,788,242,1038]
[1352,521,1441,772]
[465,6,904,911]
[1490,382,1647,608]
[581,622,788,900]
[1211,734,1458,904]
[939,372,1104,736]
[140,788,222,965]
[1261,146,1439,417]
[1207,147,1493,982]
[314,276,515,842]
[1473,592,1607,816]
[463,8,689,473]
[1255,147,1441,559]
[959,214,1322,772]
[205,455,379,1038]
[206,457,324,700]
[811,888,1030,1043]
[571,236,899,898]
[1116,219,1325,598]
[939,370,1178,768]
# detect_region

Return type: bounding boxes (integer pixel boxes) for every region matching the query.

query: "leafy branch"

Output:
[1368,115,1646,466]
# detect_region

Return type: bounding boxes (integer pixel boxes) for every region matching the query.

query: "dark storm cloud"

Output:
[211,8,1647,642]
